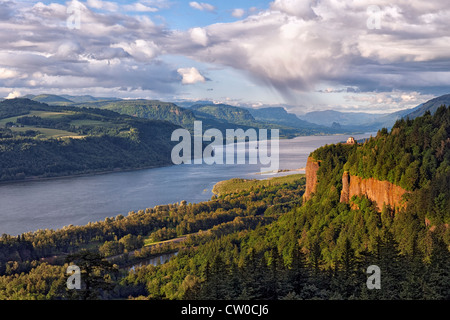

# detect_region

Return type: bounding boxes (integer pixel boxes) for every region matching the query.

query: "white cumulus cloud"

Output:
[231,8,245,18]
[86,0,118,12]
[5,90,21,99]
[189,2,215,12]
[177,67,206,84]
[111,40,160,62]
[189,27,209,46]
[123,2,159,12]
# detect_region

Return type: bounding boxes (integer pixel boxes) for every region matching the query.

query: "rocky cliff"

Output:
[303,156,408,211]
[303,156,320,201]
[340,171,408,212]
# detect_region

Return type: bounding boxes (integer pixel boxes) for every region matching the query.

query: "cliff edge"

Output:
[340,171,408,212]
[303,156,408,211]
[303,156,320,201]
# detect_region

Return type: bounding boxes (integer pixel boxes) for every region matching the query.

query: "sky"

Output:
[0,0,449,114]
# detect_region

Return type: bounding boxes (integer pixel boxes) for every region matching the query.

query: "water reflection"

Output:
[128,251,179,271]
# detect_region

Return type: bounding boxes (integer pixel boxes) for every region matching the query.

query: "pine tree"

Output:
[378,231,405,299]
[424,234,450,299]
[288,241,308,295]
[65,249,117,300]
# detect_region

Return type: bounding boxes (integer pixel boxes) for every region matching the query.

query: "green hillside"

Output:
[190,103,256,124]
[96,99,197,129]
[0,98,179,182]
[28,94,75,106]
[71,99,326,137]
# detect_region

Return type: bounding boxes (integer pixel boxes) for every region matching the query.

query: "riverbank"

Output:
[0,163,172,186]
[212,173,305,196]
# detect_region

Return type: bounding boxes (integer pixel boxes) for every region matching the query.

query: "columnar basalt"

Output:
[303,156,320,202]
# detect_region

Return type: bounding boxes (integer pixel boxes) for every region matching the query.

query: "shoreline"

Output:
[0,132,370,186]
[0,163,172,186]
[252,167,306,175]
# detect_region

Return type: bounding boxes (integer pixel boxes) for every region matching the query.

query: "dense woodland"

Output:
[0,105,449,300]
[0,176,305,299]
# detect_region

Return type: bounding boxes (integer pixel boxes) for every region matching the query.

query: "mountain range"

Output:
[18,93,450,135]
[297,94,450,130]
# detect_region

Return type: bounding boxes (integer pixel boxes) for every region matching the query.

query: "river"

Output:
[0,133,374,235]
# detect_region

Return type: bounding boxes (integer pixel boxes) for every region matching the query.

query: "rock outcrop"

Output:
[303,156,320,201]
[340,171,408,212]
[303,155,408,211]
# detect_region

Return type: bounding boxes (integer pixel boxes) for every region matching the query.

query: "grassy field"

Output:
[69,119,115,127]
[0,110,73,125]
[9,126,84,139]
[212,173,305,196]
[0,110,85,139]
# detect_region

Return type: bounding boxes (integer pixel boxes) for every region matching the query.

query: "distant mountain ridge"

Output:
[299,109,386,127]
[403,94,450,119]
[247,106,323,129]
[190,103,256,124]
[18,93,450,135]
[23,95,343,137]
[24,94,121,105]
[298,93,450,131]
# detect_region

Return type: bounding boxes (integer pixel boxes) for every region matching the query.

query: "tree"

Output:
[288,241,308,295]
[98,240,123,257]
[65,250,118,300]
[424,235,450,299]
[119,234,144,252]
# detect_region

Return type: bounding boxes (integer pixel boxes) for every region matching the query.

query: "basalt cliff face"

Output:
[303,157,320,201]
[340,171,408,211]
[303,157,408,211]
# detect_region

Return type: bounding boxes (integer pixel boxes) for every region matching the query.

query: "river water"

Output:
[128,252,179,271]
[0,133,373,235]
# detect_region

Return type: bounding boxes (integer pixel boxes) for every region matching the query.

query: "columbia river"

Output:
[0,133,373,235]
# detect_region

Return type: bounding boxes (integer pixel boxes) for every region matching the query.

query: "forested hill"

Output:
[73,99,198,129]
[305,105,450,255]
[0,98,180,182]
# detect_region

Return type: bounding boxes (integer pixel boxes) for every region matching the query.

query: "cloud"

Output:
[189,2,215,12]
[231,8,245,18]
[123,2,159,12]
[5,90,21,99]
[0,67,18,79]
[0,2,177,96]
[1,0,450,108]
[167,0,450,104]
[270,0,317,19]
[342,91,436,113]
[86,0,118,12]
[177,67,206,84]
[189,27,209,46]
[111,40,160,62]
